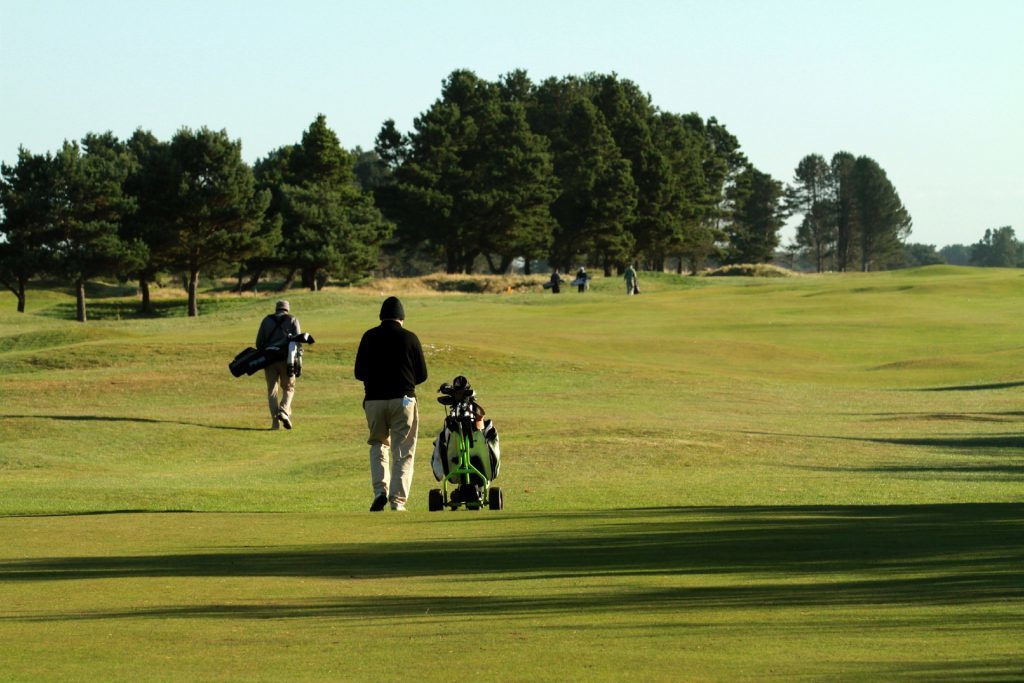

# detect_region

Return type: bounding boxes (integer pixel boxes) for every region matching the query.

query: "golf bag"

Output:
[430,376,500,485]
[229,332,315,377]
[431,417,500,485]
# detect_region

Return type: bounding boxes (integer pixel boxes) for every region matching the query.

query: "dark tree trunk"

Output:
[484,253,501,274]
[445,246,459,274]
[280,268,297,292]
[462,250,477,274]
[76,280,87,323]
[4,276,29,312]
[524,259,532,276]
[242,269,262,292]
[139,277,153,314]
[187,269,199,317]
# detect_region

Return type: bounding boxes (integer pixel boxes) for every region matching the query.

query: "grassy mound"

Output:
[701,263,798,277]
[357,273,546,294]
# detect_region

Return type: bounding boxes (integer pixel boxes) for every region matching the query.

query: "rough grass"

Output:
[1,265,1023,680]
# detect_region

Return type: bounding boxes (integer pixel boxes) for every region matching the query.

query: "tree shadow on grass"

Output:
[36,290,258,321]
[840,433,1024,475]
[887,658,1024,682]
[856,411,1024,424]
[911,380,1024,392]
[0,414,264,432]
[743,428,1024,478]
[0,504,1021,614]
[868,433,1024,450]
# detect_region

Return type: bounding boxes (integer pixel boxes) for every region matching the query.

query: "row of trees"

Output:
[367,70,789,276]
[1,69,919,319]
[787,152,912,272]
[940,226,1023,268]
[0,118,390,319]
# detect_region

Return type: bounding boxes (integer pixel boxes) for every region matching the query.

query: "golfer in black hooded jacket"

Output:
[354,296,428,511]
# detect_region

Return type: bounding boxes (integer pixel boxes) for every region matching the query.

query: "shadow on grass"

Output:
[0,505,1021,615]
[40,299,191,321]
[912,380,1024,392]
[0,414,265,432]
[857,411,1024,424]
[36,290,260,321]
[888,659,1024,682]
[867,434,1024,450]
[743,427,1024,478]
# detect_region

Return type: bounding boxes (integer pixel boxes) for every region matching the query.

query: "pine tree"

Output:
[724,165,789,264]
[788,154,836,272]
[0,148,53,312]
[257,115,390,290]
[168,127,271,316]
[852,156,911,271]
[49,134,147,322]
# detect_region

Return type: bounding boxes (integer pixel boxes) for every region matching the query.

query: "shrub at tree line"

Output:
[0,68,951,321]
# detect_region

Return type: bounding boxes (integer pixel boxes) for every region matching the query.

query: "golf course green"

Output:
[1,266,1021,680]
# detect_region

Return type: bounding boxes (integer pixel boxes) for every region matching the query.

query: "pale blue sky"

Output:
[1,0,1021,247]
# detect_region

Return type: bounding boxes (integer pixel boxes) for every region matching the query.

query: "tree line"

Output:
[787,152,912,272]
[0,118,390,319]
[369,70,787,276]
[935,227,1024,268]
[1,69,918,320]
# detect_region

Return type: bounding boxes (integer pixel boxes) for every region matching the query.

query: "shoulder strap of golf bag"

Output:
[264,314,295,344]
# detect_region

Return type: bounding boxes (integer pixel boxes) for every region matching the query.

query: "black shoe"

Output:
[277,413,292,430]
[369,494,387,512]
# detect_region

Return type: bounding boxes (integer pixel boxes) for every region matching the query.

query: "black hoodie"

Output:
[354,320,428,400]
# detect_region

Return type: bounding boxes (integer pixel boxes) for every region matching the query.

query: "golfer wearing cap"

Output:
[354,296,428,511]
[255,299,301,430]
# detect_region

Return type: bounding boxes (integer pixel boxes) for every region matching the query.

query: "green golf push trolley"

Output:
[428,376,503,511]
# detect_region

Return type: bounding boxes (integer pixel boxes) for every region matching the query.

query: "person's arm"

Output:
[410,334,428,385]
[255,317,267,349]
[354,331,369,381]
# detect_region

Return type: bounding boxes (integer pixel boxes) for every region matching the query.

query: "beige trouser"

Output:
[264,361,295,424]
[364,397,419,508]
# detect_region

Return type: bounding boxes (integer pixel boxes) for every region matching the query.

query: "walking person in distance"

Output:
[255,300,301,430]
[624,264,639,295]
[354,296,429,511]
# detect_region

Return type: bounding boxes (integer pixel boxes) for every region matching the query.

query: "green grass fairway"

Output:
[1,267,1023,680]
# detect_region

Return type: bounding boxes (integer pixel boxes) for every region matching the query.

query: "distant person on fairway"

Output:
[354,296,429,511]
[576,266,588,293]
[624,264,638,295]
[549,269,563,294]
[255,300,301,430]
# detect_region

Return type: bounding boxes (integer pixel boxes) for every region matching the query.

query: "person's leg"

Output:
[387,396,419,510]
[264,366,281,428]
[277,364,296,424]
[364,400,392,500]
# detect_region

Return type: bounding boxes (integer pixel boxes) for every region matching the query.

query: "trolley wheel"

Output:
[488,486,503,511]
[428,489,444,512]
